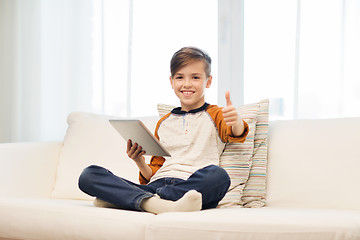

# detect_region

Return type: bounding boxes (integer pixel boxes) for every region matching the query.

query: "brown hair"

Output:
[170,47,212,78]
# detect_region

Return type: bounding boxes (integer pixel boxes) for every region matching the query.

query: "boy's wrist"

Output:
[133,156,145,164]
[231,119,245,137]
[136,158,153,181]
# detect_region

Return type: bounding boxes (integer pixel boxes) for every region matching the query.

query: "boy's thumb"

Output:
[225,91,232,106]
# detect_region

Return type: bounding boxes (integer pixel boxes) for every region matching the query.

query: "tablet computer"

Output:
[109,119,171,157]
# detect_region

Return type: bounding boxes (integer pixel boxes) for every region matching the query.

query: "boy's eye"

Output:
[175,76,183,80]
[193,76,200,79]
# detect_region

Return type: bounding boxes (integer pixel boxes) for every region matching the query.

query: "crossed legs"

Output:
[78,165,230,214]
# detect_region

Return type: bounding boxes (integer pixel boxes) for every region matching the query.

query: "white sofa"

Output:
[1,111,360,240]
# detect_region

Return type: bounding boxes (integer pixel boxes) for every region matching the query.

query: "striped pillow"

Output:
[157,103,259,207]
[157,104,174,118]
[218,104,258,207]
[241,99,269,208]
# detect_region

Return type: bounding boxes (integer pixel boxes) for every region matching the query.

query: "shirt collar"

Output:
[171,103,209,115]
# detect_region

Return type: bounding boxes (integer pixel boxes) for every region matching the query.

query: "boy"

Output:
[78,47,249,214]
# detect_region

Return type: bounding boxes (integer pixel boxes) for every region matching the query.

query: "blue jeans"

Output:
[78,164,230,212]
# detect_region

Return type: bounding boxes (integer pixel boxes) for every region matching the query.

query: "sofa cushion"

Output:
[157,102,261,207]
[52,112,158,200]
[145,207,360,240]
[266,118,360,210]
[0,198,154,240]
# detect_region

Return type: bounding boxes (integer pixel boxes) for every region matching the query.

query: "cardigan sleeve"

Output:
[206,104,249,143]
[139,156,165,185]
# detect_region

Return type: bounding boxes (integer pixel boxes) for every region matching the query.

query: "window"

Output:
[5,0,359,142]
[99,0,218,117]
[243,0,360,120]
[244,0,297,120]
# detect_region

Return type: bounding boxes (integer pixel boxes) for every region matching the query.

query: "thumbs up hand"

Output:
[225,91,233,106]
[222,91,240,126]
[222,91,245,136]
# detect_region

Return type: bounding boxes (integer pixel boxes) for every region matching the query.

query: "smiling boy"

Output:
[78,47,249,214]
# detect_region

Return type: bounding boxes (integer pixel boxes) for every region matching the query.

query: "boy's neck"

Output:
[180,99,206,112]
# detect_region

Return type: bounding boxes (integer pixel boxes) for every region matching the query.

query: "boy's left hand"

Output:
[222,91,245,136]
[222,91,241,126]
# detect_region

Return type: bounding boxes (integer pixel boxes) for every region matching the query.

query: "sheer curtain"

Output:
[39,0,98,140]
[1,0,99,142]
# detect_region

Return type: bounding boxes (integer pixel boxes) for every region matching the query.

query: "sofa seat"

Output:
[0,198,155,240]
[147,207,360,240]
[1,197,359,240]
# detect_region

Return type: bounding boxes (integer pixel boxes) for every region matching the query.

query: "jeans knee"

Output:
[78,165,103,194]
[203,165,230,188]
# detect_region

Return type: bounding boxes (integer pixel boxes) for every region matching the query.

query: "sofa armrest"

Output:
[0,142,63,198]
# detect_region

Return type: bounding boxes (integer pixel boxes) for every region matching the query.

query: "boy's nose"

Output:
[184,78,192,87]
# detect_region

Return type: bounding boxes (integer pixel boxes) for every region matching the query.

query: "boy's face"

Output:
[170,60,212,112]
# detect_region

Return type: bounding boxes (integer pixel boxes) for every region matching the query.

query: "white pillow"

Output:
[52,112,145,200]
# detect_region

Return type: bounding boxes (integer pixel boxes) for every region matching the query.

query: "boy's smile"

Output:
[181,91,194,96]
[170,61,212,112]
[181,90,195,97]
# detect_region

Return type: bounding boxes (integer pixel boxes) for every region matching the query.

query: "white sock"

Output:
[141,190,202,214]
[93,198,119,209]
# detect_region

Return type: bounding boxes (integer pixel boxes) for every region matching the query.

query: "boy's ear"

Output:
[206,76,213,88]
[169,76,174,89]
